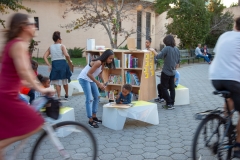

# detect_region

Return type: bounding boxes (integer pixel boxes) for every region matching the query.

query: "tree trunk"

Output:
[239,0,240,6]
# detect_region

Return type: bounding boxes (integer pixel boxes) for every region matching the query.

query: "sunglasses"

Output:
[27,22,36,26]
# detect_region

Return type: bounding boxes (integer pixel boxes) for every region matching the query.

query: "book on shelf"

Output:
[124,54,128,68]
[125,71,140,86]
[114,58,121,68]
[124,54,138,68]
[106,89,119,100]
[132,58,138,68]
[108,74,122,84]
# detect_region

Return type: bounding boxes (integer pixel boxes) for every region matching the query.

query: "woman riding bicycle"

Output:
[0,13,55,159]
[209,16,240,158]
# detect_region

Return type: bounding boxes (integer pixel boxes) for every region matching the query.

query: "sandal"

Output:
[93,117,102,124]
[89,121,99,128]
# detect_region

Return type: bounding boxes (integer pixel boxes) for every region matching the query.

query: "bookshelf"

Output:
[85,49,157,101]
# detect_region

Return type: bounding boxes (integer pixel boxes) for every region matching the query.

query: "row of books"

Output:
[125,71,140,86]
[99,90,119,100]
[124,54,138,68]
[88,53,139,69]
[108,74,122,84]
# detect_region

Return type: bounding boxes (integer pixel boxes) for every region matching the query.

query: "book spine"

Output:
[124,54,128,68]
[128,54,131,68]
[135,58,138,68]
[118,60,120,68]
[132,58,136,68]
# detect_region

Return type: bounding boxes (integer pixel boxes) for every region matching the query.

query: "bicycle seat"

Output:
[213,90,231,98]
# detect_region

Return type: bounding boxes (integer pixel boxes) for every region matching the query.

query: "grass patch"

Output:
[32,57,87,68]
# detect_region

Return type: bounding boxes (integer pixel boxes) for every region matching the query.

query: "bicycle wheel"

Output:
[30,121,97,160]
[192,114,233,160]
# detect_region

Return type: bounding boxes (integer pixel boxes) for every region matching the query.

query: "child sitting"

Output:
[35,74,50,98]
[116,84,132,104]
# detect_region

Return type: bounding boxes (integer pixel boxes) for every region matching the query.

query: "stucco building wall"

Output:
[0,0,158,57]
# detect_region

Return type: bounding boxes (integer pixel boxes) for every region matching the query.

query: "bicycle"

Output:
[8,96,97,160]
[192,90,237,160]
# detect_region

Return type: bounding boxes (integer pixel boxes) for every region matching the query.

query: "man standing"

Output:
[150,35,180,110]
[209,17,240,157]
[195,44,211,64]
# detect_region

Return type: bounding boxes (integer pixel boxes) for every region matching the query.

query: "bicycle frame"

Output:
[204,96,236,157]
[8,121,70,160]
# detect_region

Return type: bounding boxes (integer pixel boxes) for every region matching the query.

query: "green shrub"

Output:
[118,44,128,50]
[67,47,84,58]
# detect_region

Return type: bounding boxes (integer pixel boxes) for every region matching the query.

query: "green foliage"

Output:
[32,57,87,67]
[154,0,234,49]
[118,44,128,50]
[165,0,211,49]
[154,0,177,15]
[0,0,35,28]
[206,0,234,46]
[28,39,40,54]
[67,47,84,58]
[230,2,239,7]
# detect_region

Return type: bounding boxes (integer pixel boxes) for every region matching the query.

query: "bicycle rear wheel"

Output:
[30,121,97,160]
[192,114,233,160]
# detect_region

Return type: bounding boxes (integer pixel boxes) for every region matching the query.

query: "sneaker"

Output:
[159,98,165,103]
[162,105,174,110]
[172,105,175,109]
[64,95,68,100]
[89,121,99,128]
[154,98,160,102]
[93,117,102,124]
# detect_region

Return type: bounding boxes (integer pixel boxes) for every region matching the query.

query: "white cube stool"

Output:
[45,107,75,137]
[50,85,73,97]
[69,80,83,95]
[102,101,159,130]
[60,85,73,97]
[174,84,190,105]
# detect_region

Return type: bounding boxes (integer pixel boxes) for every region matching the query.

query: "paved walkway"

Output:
[6,63,224,160]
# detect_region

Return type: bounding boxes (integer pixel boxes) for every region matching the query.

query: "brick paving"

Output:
[5,63,225,160]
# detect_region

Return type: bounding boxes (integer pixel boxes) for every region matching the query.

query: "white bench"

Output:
[45,107,75,137]
[174,84,190,105]
[102,101,159,130]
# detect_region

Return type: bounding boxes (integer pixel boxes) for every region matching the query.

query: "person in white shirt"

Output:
[195,44,211,64]
[209,16,240,158]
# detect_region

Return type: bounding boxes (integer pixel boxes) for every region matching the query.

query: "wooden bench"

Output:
[179,49,195,66]
[190,48,215,63]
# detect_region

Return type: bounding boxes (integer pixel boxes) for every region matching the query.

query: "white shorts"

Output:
[51,79,68,85]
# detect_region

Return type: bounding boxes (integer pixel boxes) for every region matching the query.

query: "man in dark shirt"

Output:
[150,35,180,110]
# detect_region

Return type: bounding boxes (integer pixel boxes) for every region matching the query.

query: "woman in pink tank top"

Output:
[0,13,55,159]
